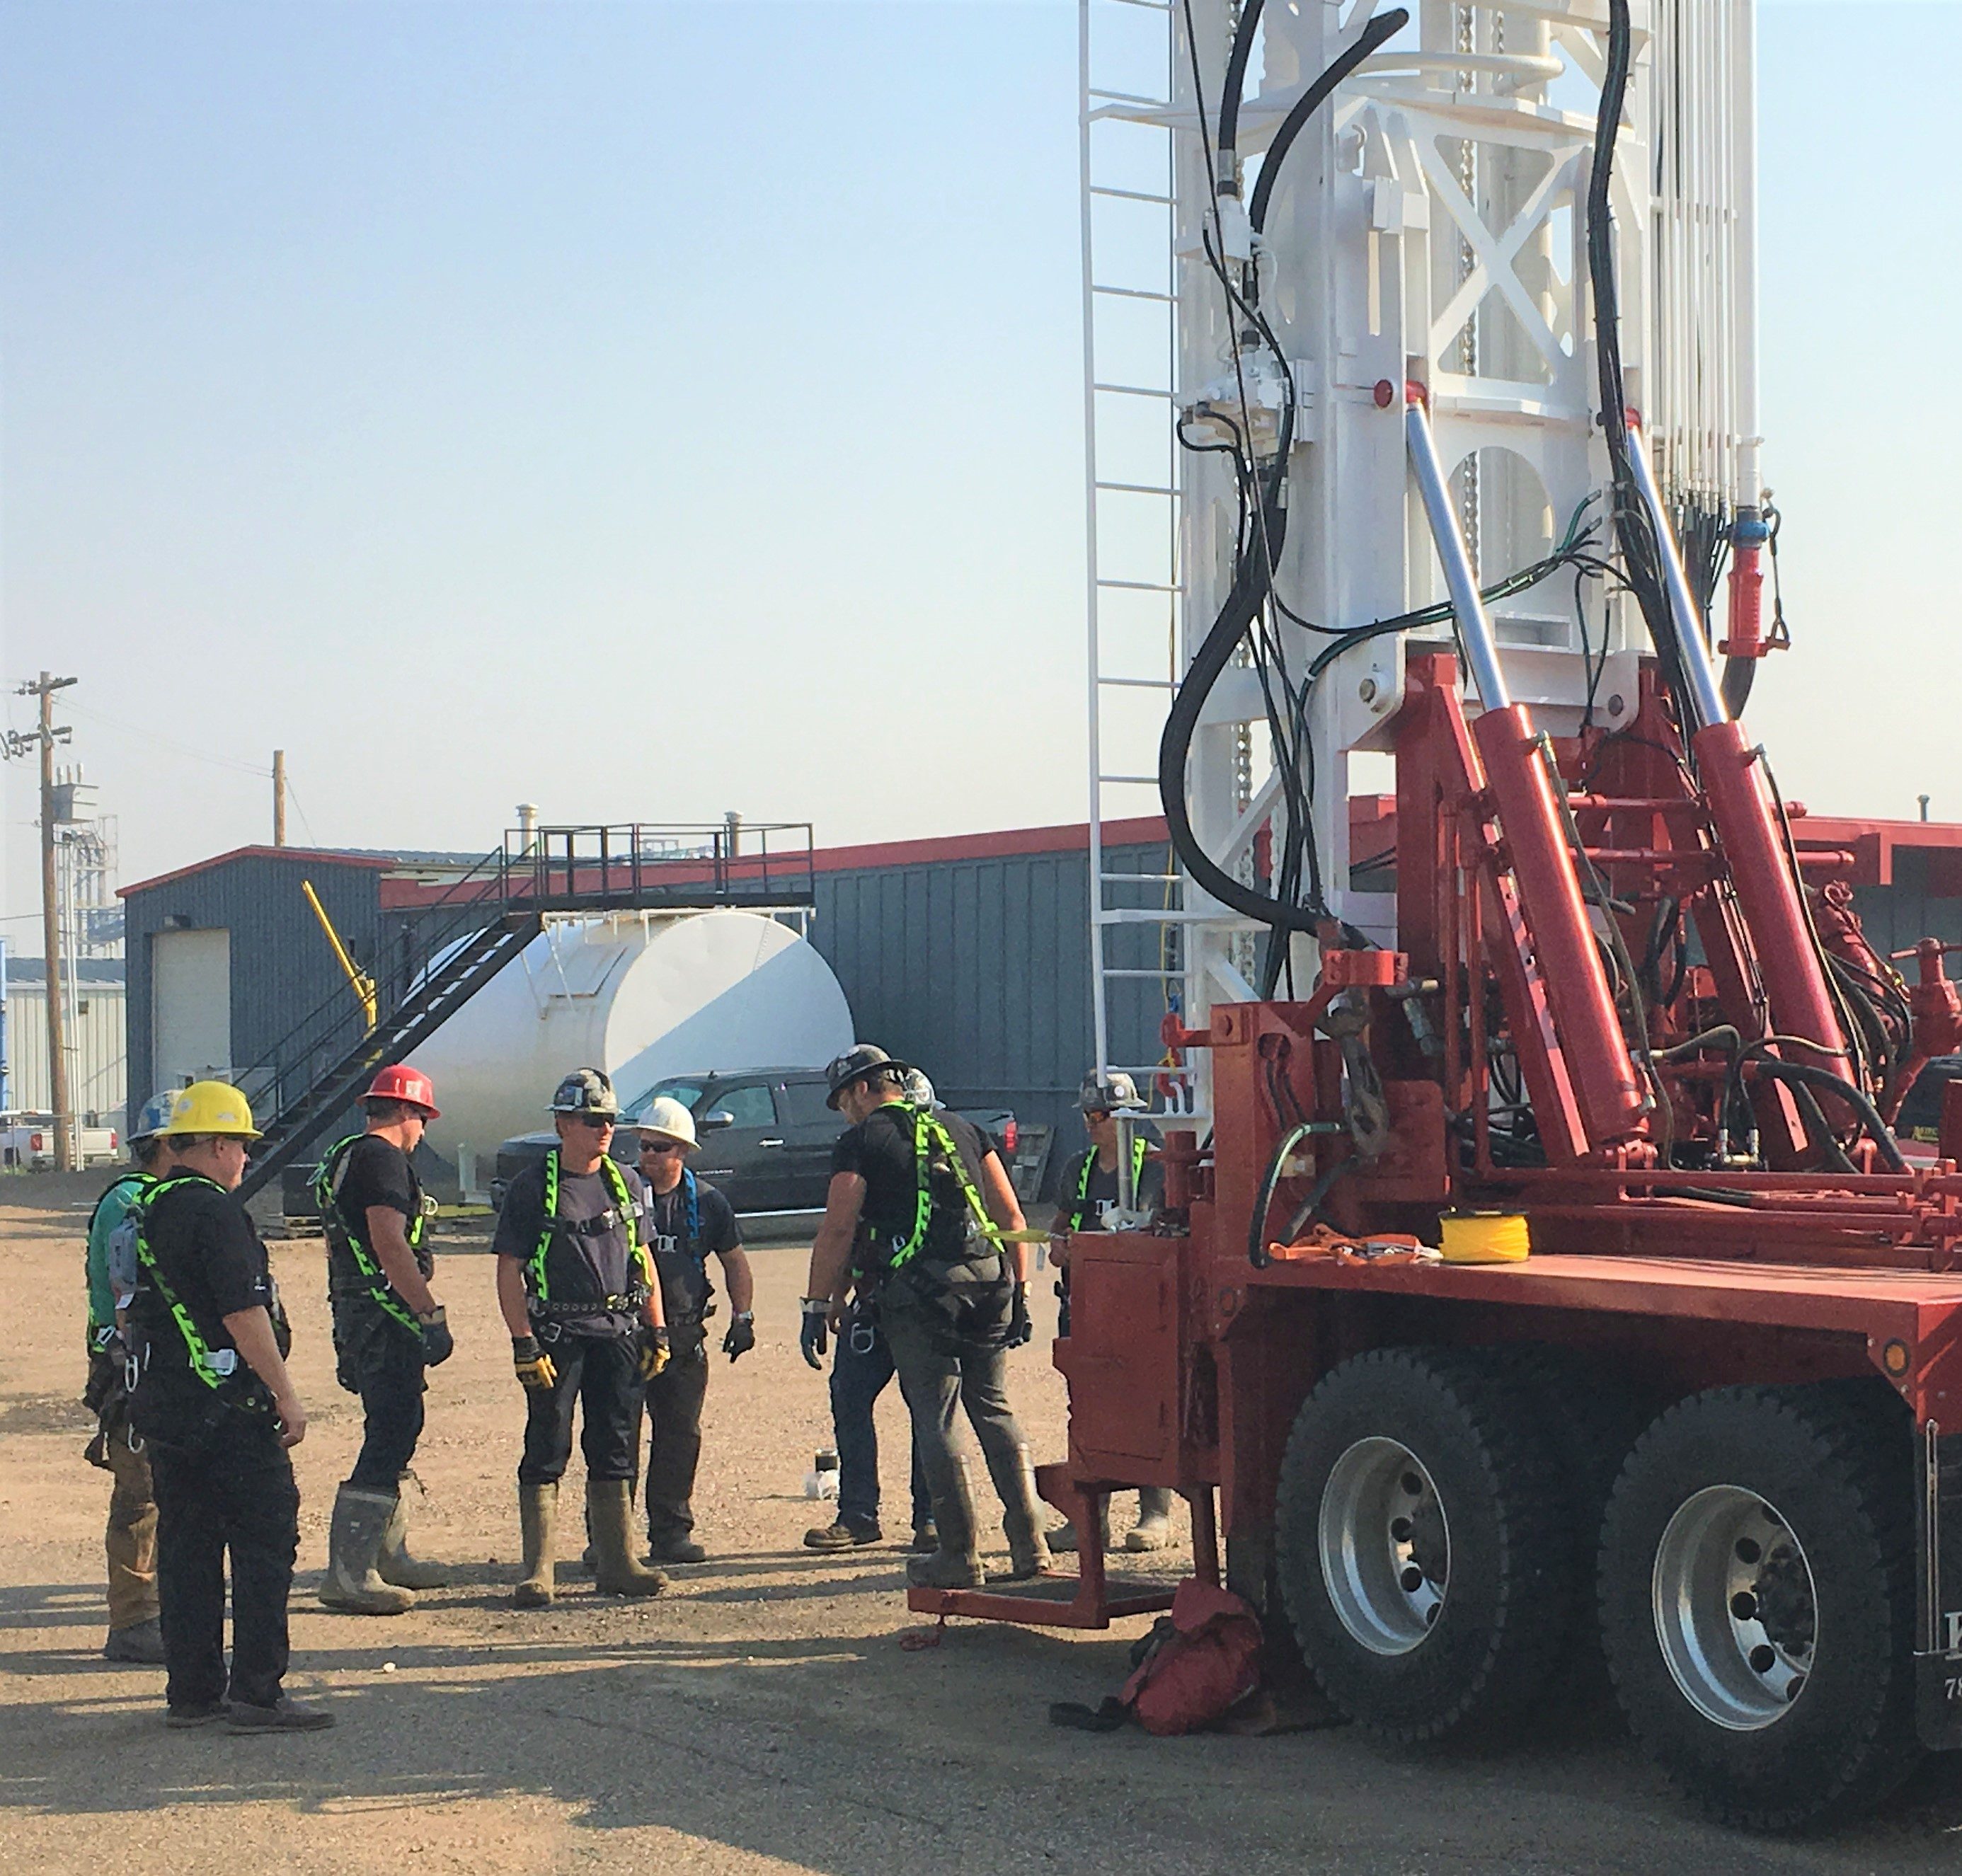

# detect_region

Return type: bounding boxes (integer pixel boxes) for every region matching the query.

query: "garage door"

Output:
[152,928,232,1089]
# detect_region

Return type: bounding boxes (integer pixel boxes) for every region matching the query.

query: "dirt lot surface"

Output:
[6,1170,1962,1873]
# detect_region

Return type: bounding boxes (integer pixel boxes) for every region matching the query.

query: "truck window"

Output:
[776,1081,835,1127]
[708,1083,776,1129]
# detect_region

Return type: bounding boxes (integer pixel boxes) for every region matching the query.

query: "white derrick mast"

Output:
[1082,0,1760,1122]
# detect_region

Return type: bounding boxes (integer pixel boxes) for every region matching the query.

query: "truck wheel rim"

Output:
[1651,1485,1817,1731]
[1319,1437,1450,1655]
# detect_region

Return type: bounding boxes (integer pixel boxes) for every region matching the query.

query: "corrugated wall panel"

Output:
[6,986,126,1122]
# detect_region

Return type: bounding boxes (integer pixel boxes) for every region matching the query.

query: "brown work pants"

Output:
[103,1427,159,1631]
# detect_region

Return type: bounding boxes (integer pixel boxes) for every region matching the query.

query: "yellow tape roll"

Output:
[1439,1213,1531,1264]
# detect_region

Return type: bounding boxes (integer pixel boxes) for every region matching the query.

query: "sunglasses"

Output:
[568,1112,614,1129]
[638,1139,685,1156]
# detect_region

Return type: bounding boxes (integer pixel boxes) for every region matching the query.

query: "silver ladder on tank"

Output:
[1079,0,1256,1131]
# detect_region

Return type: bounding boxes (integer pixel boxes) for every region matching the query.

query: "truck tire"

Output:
[1597,1382,1920,1831]
[1274,1347,1577,1742]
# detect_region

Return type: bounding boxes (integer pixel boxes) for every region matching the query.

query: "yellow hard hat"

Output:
[163,1079,263,1140]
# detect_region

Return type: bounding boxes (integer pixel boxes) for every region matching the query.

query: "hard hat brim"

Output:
[826,1059,914,1110]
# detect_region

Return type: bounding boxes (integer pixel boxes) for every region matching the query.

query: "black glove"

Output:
[418,1306,454,1367]
[512,1335,557,1392]
[723,1312,756,1362]
[799,1299,830,1369]
[1006,1282,1033,1348]
[638,1325,672,1381]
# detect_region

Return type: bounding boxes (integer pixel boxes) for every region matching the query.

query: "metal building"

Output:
[4,957,127,1122]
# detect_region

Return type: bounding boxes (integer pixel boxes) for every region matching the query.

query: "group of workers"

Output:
[79,1042,1163,1729]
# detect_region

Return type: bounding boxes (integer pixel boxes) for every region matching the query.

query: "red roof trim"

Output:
[119,845,397,899]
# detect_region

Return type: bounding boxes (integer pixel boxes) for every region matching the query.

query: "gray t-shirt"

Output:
[493,1153,650,1341]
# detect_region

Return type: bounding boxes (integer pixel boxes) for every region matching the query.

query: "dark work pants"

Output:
[519,1333,641,1484]
[339,1307,427,1492]
[149,1416,299,1711]
[830,1309,930,1532]
[643,1331,709,1542]
[883,1301,1028,1536]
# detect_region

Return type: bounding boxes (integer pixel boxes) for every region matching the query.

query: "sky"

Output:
[2,0,1958,936]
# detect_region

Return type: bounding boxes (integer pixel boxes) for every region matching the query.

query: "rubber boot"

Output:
[319,1485,415,1615]
[377,1475,449,1589]
[985,1444,1052,1582]
[1047,1492,1111,1555]
[587,1480,668,1597]
[1125,1486,1175,1553]
[906,1459,985,1590]
[514,1481,558,1609]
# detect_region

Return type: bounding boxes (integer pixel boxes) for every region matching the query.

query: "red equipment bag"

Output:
[1120,1579,1264,1737]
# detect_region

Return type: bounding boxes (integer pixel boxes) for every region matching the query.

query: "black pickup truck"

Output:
[490,1066,1035,1216]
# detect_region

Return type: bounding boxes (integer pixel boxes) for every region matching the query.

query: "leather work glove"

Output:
[418,1306,454,1367]
[512,1335,558,1392]
[638,1325,672,1381]
[1006,1282,1033,1349]
[799,1297,831,1370]
[723,1311,756,1362]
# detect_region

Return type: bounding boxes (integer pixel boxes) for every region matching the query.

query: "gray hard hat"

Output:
[826,1044,913,1110]
[549,1066,619,1117]
[902,1068,936,1109]
[130,1090,179,1144]
[1079,1070,1145,1114]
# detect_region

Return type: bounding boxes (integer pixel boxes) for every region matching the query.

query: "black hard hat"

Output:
[550,1066,619,1117]
[826,1044,912,1110]
[1079,1070,1145,1114]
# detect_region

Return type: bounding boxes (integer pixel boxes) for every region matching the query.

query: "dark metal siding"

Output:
[122,854,384,1129]
[809,837,1172,1161]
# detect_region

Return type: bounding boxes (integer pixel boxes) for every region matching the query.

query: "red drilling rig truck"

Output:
[910,0,1962,1833]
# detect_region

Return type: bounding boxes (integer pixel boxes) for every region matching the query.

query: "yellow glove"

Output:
[512,1335,557,1391]
[638,1326,671,1381]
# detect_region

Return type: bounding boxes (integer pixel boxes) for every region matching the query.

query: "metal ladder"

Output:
[1079,0,1199,1120]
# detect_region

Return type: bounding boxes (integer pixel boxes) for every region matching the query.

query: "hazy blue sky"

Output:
[2,0,1956,928]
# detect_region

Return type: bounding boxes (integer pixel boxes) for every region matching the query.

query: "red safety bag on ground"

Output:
[1050,1577,1264,1737]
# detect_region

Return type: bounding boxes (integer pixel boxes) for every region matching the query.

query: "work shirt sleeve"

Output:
[344,1136,418,1221]
[199,1196,272,1319]
[704,1186,742,1255]
[492,1168,543,1261]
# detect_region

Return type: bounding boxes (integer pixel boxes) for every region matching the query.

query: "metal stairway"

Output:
[234,821,815,1202]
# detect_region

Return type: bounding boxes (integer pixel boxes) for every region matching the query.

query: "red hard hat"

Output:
[365,1063,440,1117]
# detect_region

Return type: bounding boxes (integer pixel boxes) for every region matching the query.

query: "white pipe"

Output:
[1733,0,1762,509]
[1624,425,1729,730]
[1405,396,1511,714]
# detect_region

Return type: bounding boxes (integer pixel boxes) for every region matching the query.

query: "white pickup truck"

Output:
[0,1111,120,1169]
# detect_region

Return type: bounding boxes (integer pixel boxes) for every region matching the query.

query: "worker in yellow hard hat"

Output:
[124,1081,332,1734]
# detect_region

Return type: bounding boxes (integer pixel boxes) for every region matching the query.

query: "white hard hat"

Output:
[636,1095,698,1151]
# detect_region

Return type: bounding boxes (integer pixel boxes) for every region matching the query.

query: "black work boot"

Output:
[907,1461,984,1591]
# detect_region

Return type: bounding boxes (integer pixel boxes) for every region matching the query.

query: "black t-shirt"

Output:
[833,1103,995,1274]
[1055,1144,1166,1233]
[331,1134,432,1287]
[493,1153,650,1340]
[128,1175,283,1420]
[644,1173,740,1331]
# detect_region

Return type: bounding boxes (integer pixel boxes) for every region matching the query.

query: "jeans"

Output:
[830,1304,930,1532]
[883,1299,1029,1534]
[518,1332,641,1484]
[149,1414,299,1711]
[338,1305,427,1491]
[644,1330,709,1541]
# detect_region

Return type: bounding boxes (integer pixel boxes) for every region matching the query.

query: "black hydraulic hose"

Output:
[1249,8,1409,235]
[1247,1124,1356,1268]
[1216,0,1265,179]
[1750,1059,1908,1173]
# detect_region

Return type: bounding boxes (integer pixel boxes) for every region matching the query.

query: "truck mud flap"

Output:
[1915,1428,1962,1751]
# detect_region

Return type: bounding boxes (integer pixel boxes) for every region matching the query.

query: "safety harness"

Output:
[526,1149,653,1318]
[1061,1136,1151,1234]
[648,1168,714,1327]
[314,1134,423,1333]
[130,1173,254,1396]
[883,1103,999,1274]
[85,1170,151,1352]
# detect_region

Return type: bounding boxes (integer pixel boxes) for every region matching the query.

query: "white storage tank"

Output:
[408,909,851,1194]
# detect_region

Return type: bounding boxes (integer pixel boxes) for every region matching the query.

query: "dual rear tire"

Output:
[1275,1352,1921,1829]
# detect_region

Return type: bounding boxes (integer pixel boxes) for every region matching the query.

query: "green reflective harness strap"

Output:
[1065,1135,1149,1232]
[316,1134,420,1333]
[132,1173,234,1393]
[529,1150,650,1310]
[887,1105,999,1275]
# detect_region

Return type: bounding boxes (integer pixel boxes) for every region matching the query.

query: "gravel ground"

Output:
[6,1169,1962,1874]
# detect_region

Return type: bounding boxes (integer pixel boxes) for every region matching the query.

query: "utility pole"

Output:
[273,749,287,847]
[8,674,78,1170]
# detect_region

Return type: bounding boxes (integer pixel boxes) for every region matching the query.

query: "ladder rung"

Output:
[1094,381,1174,398]
[1098,675,1176,690]
[1091,284,1174,304]
[1097,579,1178,593]
[1102,873,1183,884]
[1096,480,1177,496]
[1098,907,1261,926]
[1089,86,1169,105]
[1090,185,1173,205]
[1097,773,1159,786]
[1099,967,1183,979]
